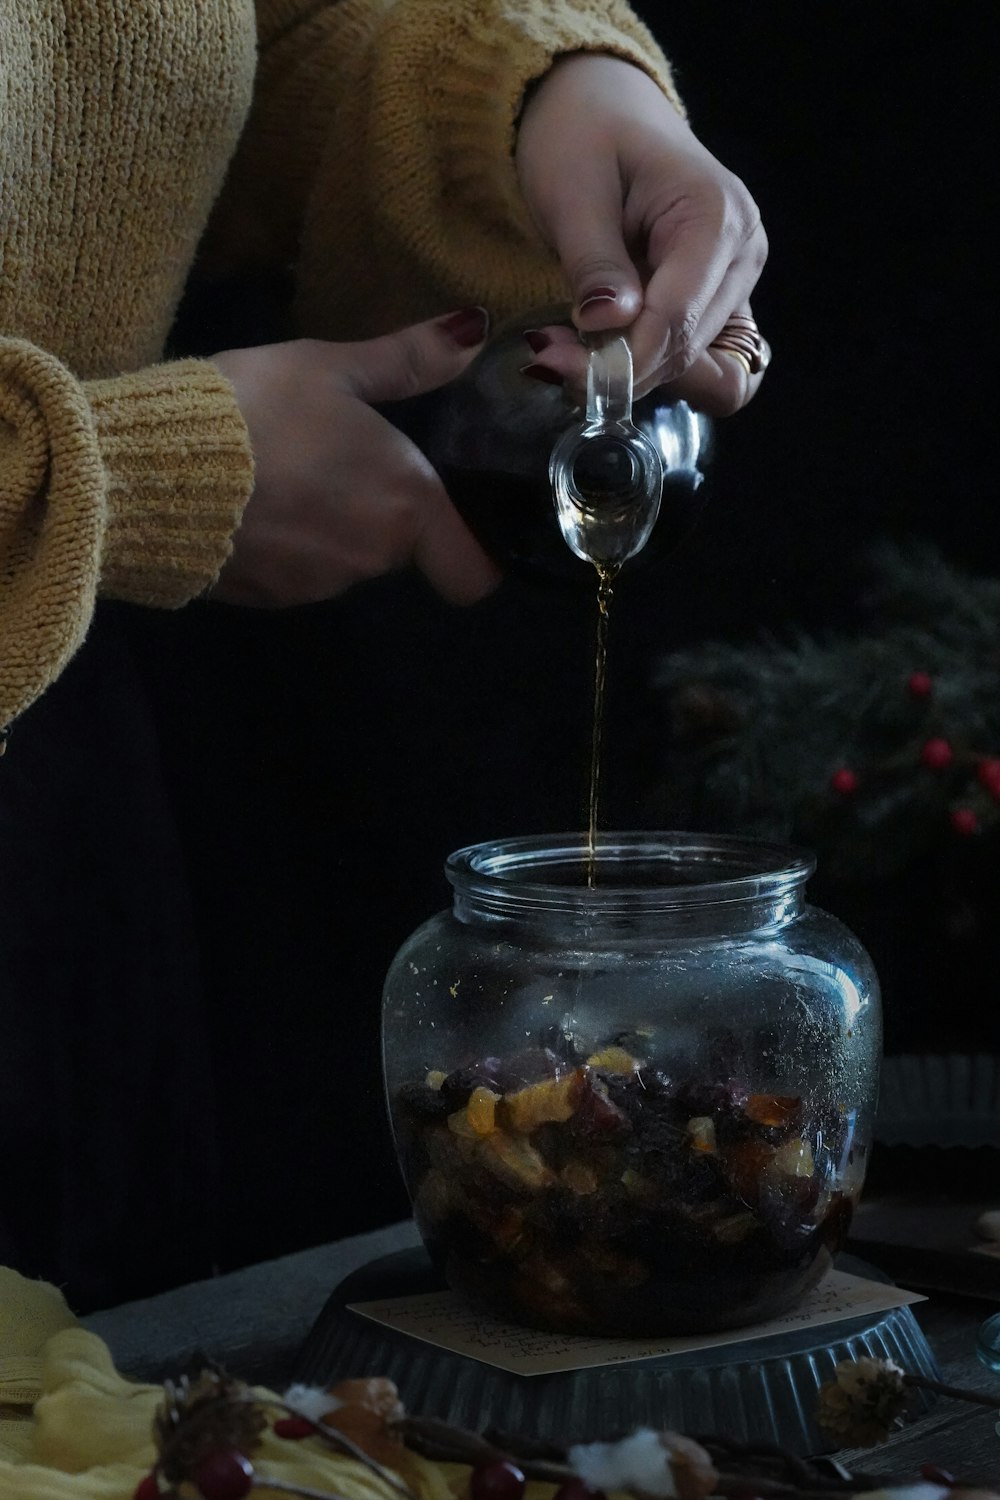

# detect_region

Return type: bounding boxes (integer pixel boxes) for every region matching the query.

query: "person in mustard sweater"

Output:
[0,0,768,1306]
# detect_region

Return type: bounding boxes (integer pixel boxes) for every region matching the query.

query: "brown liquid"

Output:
[586,562,619,887]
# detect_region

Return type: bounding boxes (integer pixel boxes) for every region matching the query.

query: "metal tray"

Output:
[293,1248,939,1457]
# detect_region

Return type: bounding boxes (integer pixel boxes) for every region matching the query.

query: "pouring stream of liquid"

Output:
[586,561,619,888]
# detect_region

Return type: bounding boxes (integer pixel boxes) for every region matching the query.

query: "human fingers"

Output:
[210,316,501,608]
[525,169,645,341]
[519,301,771,419]
[627,195,767,388]
[344,305,490,403]
[332,307,503,601]
[663,329,770,416]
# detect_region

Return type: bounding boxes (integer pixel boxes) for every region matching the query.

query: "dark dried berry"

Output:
[570,1073,630,1140]
[395,1081,451,1122]
[440,1061,504,1108]
[674,1076,747,1121]
[274,1414,316,1438]
[604,1029,653,1061]
[469,1460,527,1500]
[553,1482,608,1500]
[192,1448,254,1500]
[919,1462,957,1485]
[602,1068,674,1128]
[133,1477,160,1500]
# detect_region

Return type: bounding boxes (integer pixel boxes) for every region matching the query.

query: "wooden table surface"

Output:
[83,1210,1000,1489]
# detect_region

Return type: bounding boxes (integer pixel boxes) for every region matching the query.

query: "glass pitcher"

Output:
[380,308,712,582]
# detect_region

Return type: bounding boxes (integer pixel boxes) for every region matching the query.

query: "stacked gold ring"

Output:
[709,313,771,377]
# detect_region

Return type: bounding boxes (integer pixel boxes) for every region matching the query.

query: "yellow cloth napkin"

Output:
[0,1267,461,1500]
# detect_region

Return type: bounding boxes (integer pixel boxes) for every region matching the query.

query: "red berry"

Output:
[907,670,933,699]
[829,767,858,796]
[949,807,979,837]
[553,1483,608,1500]
[976,756,1000,795]
[920,737,953,770]
[920,1462,957,1485]
[274,1415,315,1439]
[133,1477,160,1500]
[469,1460,527,1500]
[193,1449,254,1500]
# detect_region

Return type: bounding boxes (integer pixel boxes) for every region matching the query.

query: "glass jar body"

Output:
[382,834,881,1337]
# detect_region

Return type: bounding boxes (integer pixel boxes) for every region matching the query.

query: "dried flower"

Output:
[153,1361,266,1486]
[816,1356,908,1447]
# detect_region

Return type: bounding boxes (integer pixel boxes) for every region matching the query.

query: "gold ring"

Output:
[716,348,752,378]
[710,314,770,375]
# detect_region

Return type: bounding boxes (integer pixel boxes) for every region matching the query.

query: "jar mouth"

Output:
[446,831,815,916]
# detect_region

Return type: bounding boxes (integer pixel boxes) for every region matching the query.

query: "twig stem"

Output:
[904,1372,998,1410]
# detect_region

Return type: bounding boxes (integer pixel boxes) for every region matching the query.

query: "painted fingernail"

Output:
[577,287,618,314]
[438,306,490,348]
[523,328,552,354]
[519,363,564,387]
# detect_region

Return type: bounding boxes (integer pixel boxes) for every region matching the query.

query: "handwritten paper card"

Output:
[348,1269,924,1376]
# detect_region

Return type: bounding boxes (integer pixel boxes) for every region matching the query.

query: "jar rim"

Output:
[446,831,815,915]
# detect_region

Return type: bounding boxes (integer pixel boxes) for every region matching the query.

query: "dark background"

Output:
[121,2,999,1274]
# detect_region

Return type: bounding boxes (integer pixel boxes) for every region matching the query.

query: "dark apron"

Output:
[0,603,220,1312]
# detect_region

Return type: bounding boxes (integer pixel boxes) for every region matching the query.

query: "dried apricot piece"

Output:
[322,1378,405,1462]
[686,1115,717,1154]
[499,1069,582,1133]
[477,1129,555,1192]
[772,1137,815,1179]
[560,1160,599,1195]
[586,1045,639,1074]
[723,1138,773,1203]
[745,1093,801,1128]
[466,1084,499,1136]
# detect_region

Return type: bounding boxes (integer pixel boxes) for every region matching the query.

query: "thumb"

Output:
[546,185,644,334]
[344,307,490,404]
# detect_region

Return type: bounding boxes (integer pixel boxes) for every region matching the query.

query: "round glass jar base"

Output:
[435,1244,836,1339]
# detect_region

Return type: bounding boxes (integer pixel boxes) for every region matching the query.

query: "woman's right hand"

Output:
[210,309,501,607]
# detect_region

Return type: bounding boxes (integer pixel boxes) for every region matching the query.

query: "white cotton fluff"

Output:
[568,1429,679,1498]
[283,1383,343,1422]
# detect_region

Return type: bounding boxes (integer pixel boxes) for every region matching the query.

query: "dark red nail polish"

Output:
[578,287,618,314]
[523,328,551,355]
[519,362,564,387]
[439,306,489,348]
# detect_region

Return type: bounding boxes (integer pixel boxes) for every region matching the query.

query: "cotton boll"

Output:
[568,1429,717,1500]
[283,1383,343,1423]
[569,1431,679,1498]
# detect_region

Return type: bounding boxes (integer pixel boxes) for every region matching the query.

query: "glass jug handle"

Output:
[549,334,664,569]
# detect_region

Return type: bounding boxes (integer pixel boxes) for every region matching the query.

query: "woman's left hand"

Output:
[514,52,769,413]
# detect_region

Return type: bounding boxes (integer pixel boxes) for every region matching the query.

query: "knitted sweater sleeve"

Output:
[0,340,254,732]
[204,0,682,337]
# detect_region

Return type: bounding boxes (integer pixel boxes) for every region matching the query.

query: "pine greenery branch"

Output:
[646,543,1000,882]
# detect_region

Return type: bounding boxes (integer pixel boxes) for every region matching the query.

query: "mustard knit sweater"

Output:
[0,0,679,734]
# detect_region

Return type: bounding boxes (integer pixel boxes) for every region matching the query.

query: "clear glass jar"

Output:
[382,833,881,1337]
